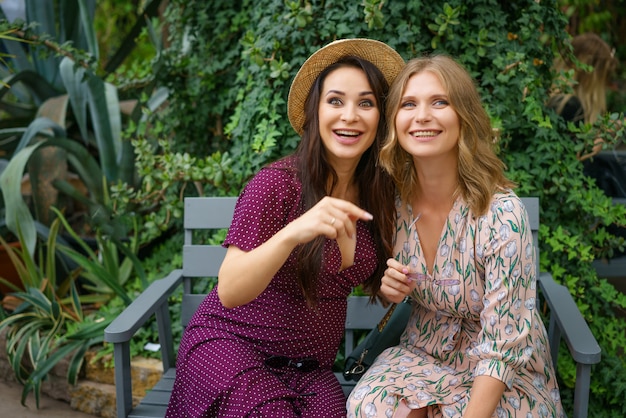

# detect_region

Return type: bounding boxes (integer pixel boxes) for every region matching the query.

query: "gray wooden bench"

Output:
[104,196,601,418]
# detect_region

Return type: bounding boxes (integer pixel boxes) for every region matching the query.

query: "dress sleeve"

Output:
[223,167,300,252]
[470,194,537,389]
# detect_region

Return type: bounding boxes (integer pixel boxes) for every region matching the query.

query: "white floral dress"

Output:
[346,192,564,417]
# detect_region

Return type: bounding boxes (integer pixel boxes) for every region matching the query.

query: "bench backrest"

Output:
[180,197,236,326]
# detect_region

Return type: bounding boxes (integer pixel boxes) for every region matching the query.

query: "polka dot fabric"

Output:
[165,156,378,417]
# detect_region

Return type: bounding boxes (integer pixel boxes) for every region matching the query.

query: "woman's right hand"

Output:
[218,196,372,308]
[380,258,416,303]
[283,196,373,245]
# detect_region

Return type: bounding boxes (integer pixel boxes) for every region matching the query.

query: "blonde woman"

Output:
[347,55,563,418]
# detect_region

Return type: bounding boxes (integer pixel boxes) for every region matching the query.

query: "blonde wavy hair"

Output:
[551,33,618,124]
[379,55,515,216]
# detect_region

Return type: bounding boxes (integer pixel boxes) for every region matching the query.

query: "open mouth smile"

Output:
[410,130,440,138]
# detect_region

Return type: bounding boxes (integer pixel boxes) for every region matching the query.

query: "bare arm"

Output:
[217,196,373,308]
[463,375,506,418]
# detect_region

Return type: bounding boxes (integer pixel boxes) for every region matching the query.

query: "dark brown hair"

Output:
[294,55,395,305]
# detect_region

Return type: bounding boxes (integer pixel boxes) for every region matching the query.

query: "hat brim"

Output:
[287,38,405,136]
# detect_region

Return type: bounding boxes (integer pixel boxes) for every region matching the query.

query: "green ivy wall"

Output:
[144,1,626,414]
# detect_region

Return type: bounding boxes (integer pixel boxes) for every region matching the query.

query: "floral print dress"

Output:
[346,192,564,418]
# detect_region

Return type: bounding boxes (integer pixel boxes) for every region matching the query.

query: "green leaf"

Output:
[0,142,44,254]
[59,57,90,142]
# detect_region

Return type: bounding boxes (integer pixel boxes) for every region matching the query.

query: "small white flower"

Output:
[351,385,371,400]
[532,373,546,390]
[443,406,457,417]
[363,402,377,418]
[449,285,461,296]
[524,263,532,275]
[525,242,533,259]
[505,240,517,257]
[551,388,561,402]
[499,224,511,240]
[416,391,433,401]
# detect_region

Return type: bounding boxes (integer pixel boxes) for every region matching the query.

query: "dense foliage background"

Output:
[139,0,626,415]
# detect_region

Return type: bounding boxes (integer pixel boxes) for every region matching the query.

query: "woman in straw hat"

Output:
[347,55,563,417]
[165,39,405,417]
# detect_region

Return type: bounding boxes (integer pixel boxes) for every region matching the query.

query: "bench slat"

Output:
[128,404,168,418]
[182,246,226,277]
[140,390,172,406]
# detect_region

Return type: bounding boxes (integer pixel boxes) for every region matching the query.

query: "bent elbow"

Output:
[217,285,239,309]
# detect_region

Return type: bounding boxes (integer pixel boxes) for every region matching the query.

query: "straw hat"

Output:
[287,38,405,135]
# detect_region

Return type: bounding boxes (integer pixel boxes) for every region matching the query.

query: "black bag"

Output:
[343,297,412,382]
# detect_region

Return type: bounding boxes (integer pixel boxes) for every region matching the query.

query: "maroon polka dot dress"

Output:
[165,157,379,417]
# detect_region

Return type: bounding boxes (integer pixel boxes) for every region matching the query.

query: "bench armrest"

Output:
[537,272,601,418]
[103,269,184,418]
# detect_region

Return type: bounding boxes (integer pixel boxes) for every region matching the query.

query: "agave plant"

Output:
[0,0,167,255]
[0,205,143,406]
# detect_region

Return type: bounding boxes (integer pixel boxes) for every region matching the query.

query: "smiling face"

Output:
[318,66,380,166]
[395,71,460,163]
